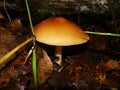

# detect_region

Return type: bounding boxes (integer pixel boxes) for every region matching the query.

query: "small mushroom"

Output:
[34,17,89,66]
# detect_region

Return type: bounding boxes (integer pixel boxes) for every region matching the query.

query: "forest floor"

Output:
[0,14,120,90]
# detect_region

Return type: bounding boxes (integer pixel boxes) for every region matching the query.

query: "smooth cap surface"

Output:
[34,17,89,46]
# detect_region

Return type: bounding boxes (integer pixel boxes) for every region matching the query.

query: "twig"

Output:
[3,0,14,30]
[0,37,33,70]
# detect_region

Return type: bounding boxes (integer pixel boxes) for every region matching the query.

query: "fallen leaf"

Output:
[37,47,53,85]
[0,78,10,88]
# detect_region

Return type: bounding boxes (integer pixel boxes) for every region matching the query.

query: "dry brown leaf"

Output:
[0,78,10,88]
[37,47,53,85]
[104,59,120,70]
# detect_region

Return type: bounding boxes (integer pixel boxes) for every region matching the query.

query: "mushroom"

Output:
[34,17,89,66]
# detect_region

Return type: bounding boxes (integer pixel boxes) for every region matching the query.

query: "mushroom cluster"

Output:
[34,16,89,66]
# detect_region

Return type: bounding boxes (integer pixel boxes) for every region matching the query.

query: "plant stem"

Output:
[85,31,120,37]
[25,0,38,89]
[25,0,34,34]
[0,37,33,70]
[55,46,62,66]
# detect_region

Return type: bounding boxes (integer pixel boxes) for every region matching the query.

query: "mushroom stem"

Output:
[55,46,62,66]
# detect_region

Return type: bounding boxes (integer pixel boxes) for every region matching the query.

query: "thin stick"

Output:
[3,0,14,30]
[0,37,33,69]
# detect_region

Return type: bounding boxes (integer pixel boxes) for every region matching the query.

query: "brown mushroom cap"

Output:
[34,17,89,46]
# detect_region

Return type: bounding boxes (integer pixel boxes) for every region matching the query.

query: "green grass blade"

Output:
[85,31,120,37]
[25,0,38,89]
[32,48,38,89]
